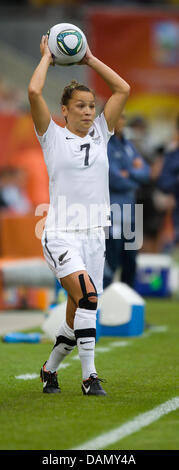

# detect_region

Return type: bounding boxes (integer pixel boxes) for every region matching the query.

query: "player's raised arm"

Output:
[28,35,53,136]
[80,46,130,132]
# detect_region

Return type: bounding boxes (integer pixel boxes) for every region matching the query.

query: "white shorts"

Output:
[41,227,106,294]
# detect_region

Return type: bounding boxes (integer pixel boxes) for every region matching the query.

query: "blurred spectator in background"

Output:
[0,80,51,210]
[166,115,179,152]
[28,0,83,6]
[9,147,50,208]
[137,145,176,253]
[0,167,32,214]
[7,114,50,208]
[125,114,151,163]
[157,116,179,248]
[86,0,171,4]
[0,78,24,113]
[103,112,150,289]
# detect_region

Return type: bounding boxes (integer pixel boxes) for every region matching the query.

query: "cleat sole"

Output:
[81,385,107,396]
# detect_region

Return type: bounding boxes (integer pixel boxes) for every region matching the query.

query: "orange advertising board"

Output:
[87,8,179,115]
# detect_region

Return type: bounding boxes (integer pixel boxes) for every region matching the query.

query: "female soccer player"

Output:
[28,34,130,396]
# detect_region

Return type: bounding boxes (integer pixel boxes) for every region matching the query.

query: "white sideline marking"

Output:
[96,346,110,353]
[15,327,166,381]
[15,340,130,378]
[16,373,39,380]
[109,340,130,348]
[71,354,80,361]
[15,362,70,380]
[143,325,168,338]
[71,342,128,361]
[58,362,70,369]
[73,396,179,450]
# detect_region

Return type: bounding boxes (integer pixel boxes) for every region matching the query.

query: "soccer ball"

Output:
[47,23,87,66]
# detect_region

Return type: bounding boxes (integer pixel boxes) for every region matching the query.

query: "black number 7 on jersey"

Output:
[80,143,90,166]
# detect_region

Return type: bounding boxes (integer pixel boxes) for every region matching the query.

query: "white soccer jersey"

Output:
[36,112,113,231]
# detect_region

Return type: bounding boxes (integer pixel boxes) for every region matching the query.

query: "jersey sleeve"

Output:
[35,118,57,148]
[34,118,59,166]
[95,112,114,146]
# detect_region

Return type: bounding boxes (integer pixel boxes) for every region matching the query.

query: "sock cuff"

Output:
[63,321,75,340]
[56,320,75,340]
[75,328,96,341]
[75,307,97,319]
[54,320,76,350]
[53,335,76,349]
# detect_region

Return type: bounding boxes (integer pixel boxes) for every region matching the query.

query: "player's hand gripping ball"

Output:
[47,23,87,66]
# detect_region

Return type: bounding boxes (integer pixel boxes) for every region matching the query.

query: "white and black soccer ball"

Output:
[47,23,87,66]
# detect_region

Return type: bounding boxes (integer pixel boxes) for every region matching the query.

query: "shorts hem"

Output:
[54,265,86,280]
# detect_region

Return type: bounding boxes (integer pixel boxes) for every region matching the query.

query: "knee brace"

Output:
[78,274,98,310]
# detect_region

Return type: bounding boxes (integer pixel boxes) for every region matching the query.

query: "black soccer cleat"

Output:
[82,374,107,396]
[40,362,61,394]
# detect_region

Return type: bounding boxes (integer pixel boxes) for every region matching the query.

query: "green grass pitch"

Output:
[0,299,179,450]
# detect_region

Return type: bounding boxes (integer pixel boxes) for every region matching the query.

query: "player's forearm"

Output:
[87,56,130,94]
[28,55,51,96]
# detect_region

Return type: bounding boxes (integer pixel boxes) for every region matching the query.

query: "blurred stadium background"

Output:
[0,0,179,322]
